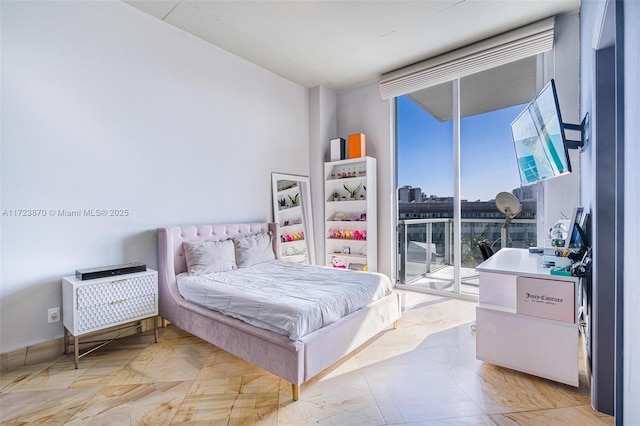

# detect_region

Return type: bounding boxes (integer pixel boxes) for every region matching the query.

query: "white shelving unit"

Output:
[475,248,580,386]
[274,180,309,263]
[324,156,377,271]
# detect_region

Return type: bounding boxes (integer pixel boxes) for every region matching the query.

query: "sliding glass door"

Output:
[397,57,539,299]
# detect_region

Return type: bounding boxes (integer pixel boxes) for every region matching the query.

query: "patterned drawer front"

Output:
[77,275,155,310]
[76,294,156,334]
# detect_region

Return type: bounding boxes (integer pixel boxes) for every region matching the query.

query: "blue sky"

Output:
[397,96,526,201]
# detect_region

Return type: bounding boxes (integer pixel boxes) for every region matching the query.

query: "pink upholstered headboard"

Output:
[161,222,280,276]
[156,222,281,322]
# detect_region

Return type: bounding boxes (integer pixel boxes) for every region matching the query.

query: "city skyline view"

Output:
[397,95,528,202]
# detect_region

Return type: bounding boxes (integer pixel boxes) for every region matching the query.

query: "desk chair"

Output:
[477,240,494,261]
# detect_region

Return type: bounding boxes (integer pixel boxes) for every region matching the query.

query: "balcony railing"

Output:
[398,218,537,285]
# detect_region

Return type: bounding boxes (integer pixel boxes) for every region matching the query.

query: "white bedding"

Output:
[177,260,393,340]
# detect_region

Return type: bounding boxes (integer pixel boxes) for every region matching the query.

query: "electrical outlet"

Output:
[48,307,60,323]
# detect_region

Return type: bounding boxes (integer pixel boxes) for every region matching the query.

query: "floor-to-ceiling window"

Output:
[397,57,540,298]
[397,80,454,293]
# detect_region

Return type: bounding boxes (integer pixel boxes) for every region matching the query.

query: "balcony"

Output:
[397,218,537,296]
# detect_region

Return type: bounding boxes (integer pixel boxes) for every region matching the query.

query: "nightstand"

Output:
[62,269,158,368]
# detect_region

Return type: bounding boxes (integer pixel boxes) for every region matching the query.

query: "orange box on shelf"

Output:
[348,133,366,158]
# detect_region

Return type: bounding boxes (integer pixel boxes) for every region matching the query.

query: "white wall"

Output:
[337,84,395,279]
[0,1,308,353]
[308,86,337,265]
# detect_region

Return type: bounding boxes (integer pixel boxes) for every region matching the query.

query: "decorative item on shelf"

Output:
[330,256,346,268]
[288,193,299,206]
[343,183,362,200]
[281,231,304,242]
[348,133,366,158]
[333,191,339,201]
[331,212,365,222]
[330,166,361,180]
[277,180,298,191]
[285,246,307,256]
[332,212,347,221]
[281,218,302,227]
[328,228,366,240]
[348,263,366,271]
[278,198,287,209]
[330,137,346,161]
[354,230,366,240]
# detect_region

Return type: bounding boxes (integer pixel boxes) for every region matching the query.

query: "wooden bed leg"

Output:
[393,320,398,329]
[292,384,300,401]
[161,318,169,328]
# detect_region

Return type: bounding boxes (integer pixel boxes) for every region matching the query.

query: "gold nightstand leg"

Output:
[64,328,69,355]
[154,316,159,343]
[74,336,79,369]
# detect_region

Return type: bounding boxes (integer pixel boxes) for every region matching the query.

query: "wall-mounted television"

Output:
[510,79,571,185]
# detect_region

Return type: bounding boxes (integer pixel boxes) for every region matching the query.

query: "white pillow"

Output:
[183,240,237,275]
[233,233,275,267]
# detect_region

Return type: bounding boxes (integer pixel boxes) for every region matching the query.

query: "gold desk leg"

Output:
[161,318,169,328]
[393,320,398,330]
[74,336,79,369]
[292,384,300,401]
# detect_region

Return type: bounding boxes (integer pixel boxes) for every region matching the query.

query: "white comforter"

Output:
[177,260,393,340]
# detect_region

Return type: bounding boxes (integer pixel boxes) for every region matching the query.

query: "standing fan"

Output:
[495,192,522,249]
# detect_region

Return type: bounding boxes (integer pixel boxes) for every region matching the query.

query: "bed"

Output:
[157,222,401,401]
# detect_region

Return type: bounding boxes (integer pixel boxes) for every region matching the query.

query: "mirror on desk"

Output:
[271,173,315,264]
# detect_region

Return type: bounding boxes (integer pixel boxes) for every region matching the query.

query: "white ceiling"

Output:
[124,0,580,92]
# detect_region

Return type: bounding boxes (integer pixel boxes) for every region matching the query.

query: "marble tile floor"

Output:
[0,291,613,425]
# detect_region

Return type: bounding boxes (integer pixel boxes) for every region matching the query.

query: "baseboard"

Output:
[0,337,64,372]
[0,318,157,372]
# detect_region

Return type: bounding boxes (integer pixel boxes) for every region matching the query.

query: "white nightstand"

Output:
[62,269,158,368]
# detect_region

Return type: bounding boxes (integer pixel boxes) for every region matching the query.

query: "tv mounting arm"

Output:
[562,112,589,150]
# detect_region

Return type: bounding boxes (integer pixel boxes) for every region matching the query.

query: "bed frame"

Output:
[157,222,401,401]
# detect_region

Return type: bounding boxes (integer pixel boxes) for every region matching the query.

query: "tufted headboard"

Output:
[158,222,280,275]
[161,222,280,276]
[156,222,280,322]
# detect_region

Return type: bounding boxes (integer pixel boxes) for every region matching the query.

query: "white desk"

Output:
[475,248,580,386]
